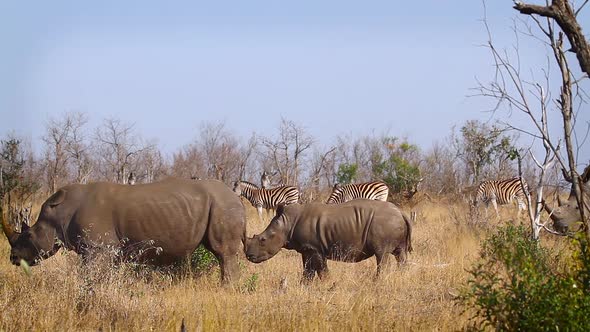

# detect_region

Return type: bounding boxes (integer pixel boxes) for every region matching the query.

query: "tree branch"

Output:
[513,0,590,77]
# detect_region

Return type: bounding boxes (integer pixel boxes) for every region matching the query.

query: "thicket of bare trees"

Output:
[2,111,547,206]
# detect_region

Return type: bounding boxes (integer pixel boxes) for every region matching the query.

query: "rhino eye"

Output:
[260,237,266,243]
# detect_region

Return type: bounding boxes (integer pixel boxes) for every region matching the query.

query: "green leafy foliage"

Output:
[242,273,259,293]
[455,120,516,184]
[190,245,219,273]
[459,225,590,331]
[335,163,358,184]
[371,137,421,193]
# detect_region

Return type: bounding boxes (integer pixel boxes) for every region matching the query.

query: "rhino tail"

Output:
[402,212,413,253]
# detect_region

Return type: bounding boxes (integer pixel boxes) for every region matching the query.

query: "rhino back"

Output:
[72,179,243,260]
[289,200,408,261]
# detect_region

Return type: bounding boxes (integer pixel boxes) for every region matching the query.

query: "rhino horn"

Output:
[557,195,565,207]
[0,205,18,246]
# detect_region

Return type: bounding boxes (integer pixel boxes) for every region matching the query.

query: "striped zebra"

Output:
[474,177,529,217]
[326,181,389,204]
[233,180,300,222]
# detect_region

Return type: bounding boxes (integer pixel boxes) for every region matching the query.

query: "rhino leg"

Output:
[218,254,239,285]
[375,252,391,276]
[393,247,407,266]
[203,208,245,284]
[301,251,328,283]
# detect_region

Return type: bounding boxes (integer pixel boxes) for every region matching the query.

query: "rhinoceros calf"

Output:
[1,178,246,283]
[245,199,412,282]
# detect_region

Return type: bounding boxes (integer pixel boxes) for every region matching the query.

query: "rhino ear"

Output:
[48,189,67,207]
[276,204,286,217]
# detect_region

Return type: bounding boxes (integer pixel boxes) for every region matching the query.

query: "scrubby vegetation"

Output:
[1,199,487,331]
[460,225,590,331]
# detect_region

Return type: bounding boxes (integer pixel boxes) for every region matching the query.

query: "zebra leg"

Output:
[516,198,526,219]
[492,198,500,218]
[257,206,263,223]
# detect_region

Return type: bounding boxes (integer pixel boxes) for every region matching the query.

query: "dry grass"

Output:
[0,199,528,331]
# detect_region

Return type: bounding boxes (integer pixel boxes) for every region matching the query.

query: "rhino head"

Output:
[245,204,291,263]
[544,165,590,233]
[1,188,74,266]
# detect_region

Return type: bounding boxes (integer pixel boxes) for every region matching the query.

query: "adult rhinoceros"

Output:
[544,165,590,233]
[245,199,412,282]
[1,178,246,283]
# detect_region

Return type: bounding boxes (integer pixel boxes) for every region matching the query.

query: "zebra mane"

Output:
[238,180,260,189]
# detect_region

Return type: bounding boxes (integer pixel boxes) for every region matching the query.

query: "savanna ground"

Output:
[0,198,567,331]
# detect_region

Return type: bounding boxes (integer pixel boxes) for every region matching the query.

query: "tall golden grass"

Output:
[0,199,529,331]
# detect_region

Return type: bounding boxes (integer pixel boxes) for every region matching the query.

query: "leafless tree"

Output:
[136,142,167,183]
[63,112,93,184]
[94,118,152,184]
[42,114,73,193]
[475,1,589,238]
[170,143,207,180]
[260,118,314,186]
[199,121,244,183]
[513,0,590,77]
[303,145,337,202]
[422,140,462,196]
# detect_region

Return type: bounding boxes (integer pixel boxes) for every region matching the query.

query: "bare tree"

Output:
[237,133,258,181]
[170,143,207,179]
[303,145,337,202]
[422,140,462,196]
[260,118,314,186]
[199,121,244,183]
[136,143,167,183]
[476,1,589,238]
[94,118,151,183]
[513,0,590,77]
[42,114,73,193]
[64,112,93,184]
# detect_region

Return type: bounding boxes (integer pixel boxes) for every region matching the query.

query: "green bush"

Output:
[190,245,219,273]
[336,163,358,184]
[459,224,590,331]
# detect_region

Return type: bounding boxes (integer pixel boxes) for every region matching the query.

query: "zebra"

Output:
[474,177,529,217]
[260,170,271,189]
[326,181,389,204]
[233,180,300,222]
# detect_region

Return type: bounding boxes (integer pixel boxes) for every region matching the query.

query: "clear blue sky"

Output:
[1,1,588,161]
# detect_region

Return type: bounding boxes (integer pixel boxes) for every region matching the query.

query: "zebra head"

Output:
[261,171,271,189]
[326,183,344,204]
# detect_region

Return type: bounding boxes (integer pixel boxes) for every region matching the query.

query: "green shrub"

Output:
[459,224,590,331]
[190,245,219,273]
[242,273,259,293]
[336,163,358,184]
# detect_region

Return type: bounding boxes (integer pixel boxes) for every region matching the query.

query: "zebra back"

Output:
[326,181,389,204]
[475,177,528,205]
[234,180,299,209]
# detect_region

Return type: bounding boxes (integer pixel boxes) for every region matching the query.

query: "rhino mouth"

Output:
[246,253,267,263]
[10,255,38,267]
